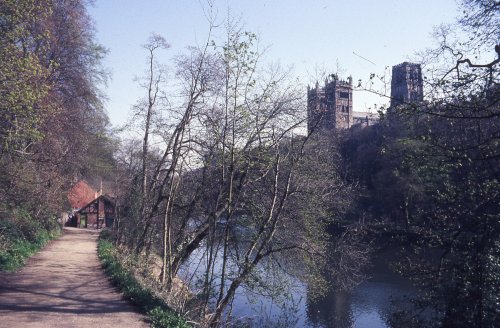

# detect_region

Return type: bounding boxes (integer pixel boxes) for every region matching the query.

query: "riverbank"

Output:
[97,230,191,328]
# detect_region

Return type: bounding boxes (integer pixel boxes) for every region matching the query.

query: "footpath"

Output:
[0,227,148,328]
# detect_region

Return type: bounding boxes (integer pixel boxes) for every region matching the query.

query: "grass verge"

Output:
[0,209,61,272]
[97,230,190,328]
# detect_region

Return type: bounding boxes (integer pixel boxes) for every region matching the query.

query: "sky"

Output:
[88,0,460,129]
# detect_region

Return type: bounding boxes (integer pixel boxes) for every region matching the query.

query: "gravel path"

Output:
[0,227,149,328]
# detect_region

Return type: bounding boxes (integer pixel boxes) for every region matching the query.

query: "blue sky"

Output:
[88,0,459,128]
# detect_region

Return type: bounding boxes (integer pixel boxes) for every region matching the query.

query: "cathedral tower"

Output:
[307,75,353,134]
[390,62,423,107]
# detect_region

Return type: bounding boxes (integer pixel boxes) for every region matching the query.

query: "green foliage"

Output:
[0,0,53,151]
[342,103,499,326]
[0,208,61,271]
[97,231,190,328]
[148,307,190,328]
[0,0,115,277]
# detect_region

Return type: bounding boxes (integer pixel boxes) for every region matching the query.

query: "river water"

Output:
[180,244,415,327]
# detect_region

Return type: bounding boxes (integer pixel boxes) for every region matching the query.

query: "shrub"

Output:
[148,307,191,328]
[0,208,61,271]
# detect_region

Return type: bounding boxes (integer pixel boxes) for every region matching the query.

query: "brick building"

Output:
[66,179,115,229]
[76,194,115,229]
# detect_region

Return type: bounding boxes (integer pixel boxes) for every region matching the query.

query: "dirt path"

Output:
[0,227,149,328]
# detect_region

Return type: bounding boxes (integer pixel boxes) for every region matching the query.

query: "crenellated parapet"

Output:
[307,75,354,133]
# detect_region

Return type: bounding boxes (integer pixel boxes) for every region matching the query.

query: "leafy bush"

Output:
[0,208,60,271]
[98,231,190,328]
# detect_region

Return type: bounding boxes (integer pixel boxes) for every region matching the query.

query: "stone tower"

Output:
[390,62,423,107]
[307,75,353,134]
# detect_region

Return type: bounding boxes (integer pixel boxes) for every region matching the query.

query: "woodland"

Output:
[0,0,498,327]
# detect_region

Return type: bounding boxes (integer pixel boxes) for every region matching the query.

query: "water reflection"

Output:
[181,241,415,327]
[307,289,353,327]
[305,254,415,328]
[306,280,414,328]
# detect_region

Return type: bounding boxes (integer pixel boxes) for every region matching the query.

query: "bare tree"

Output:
[117,13,360,327]
[131,33,171,253]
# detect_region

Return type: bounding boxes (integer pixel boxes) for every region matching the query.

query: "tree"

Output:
[115,15,363,326]
[131,33,170,253]
[0,0,110,232]
[0,0,52,155]
[355,2,500,326]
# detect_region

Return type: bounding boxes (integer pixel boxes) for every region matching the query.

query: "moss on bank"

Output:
[0,209,61,272]
[97,230,190,328]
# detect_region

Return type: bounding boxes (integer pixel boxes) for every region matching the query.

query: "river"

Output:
[179,242,415,327]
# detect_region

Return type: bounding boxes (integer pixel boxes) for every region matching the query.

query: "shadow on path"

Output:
[0,227,149,328]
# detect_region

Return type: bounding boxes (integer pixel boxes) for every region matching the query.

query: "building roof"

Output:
[353,111,379,119]
[67,180,97,209]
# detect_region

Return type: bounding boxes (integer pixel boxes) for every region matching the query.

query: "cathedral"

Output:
[390,62,423,107]
[307,62,424,133]
[307,75,353,133]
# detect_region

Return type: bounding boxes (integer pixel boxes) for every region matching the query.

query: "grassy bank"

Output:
[97,230,190,328]
[0,209,61,272]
